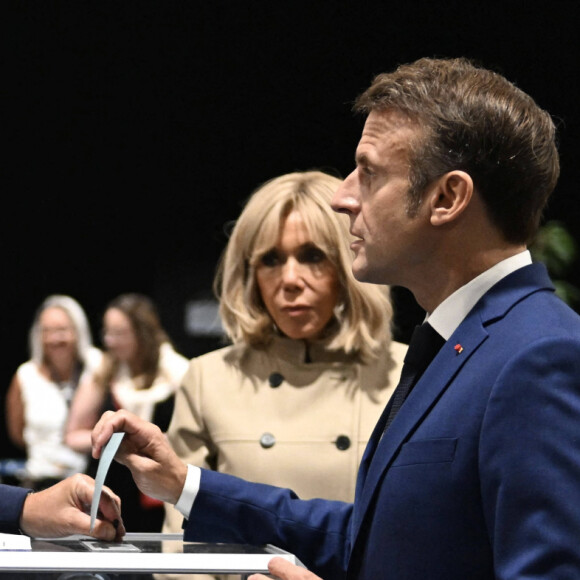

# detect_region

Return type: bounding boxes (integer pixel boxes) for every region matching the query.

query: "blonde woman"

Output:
[5,295,102,490]
[161,171,406,579]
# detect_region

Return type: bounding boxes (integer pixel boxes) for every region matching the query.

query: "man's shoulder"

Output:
[477,262,579,328]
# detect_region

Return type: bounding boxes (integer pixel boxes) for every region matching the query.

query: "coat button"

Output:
[268,372,284,388]
[335,435,351,451]
[260,433,276,448]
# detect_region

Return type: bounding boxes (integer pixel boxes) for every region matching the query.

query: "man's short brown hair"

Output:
[355,57,560,244]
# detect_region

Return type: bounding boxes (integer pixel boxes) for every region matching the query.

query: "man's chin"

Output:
[352,262,388,285]
[351,261,371,283]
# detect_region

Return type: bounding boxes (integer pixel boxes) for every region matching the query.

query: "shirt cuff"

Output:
[174,464,201,519]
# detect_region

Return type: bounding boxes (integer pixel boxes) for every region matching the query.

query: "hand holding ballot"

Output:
[20,473,125,540]
[92,409,188,505]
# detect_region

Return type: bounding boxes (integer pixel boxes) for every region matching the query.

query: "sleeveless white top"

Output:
[18,346,103,480]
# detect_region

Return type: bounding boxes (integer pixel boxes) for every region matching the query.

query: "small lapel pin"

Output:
[454,344,464,354]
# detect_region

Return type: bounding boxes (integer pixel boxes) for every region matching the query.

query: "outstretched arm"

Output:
[20,473,125,540]
[93,410,350,579]
[92,409,188,505]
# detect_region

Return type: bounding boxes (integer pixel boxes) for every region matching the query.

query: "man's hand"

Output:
[249,557,323,580]
[20,473,125,541]
[92,409,188,505]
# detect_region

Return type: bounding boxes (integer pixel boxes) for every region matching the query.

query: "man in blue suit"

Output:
[92,57,580,579]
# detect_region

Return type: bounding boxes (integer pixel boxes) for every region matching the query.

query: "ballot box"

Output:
[0,532,300,578]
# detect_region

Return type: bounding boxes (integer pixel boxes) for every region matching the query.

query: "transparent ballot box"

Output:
[0,532,299,577]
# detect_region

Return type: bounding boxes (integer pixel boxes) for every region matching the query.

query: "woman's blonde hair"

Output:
[214,170,393,362]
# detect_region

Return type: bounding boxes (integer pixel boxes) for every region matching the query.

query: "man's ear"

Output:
[427,171,474,226]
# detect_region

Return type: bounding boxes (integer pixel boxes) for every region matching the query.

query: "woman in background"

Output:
[66,293,188,532]
[5,294,102,490]
[160,171,406,580]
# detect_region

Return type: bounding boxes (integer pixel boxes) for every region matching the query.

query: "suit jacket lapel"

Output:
[350,263,555,544]
[352,320,487,535]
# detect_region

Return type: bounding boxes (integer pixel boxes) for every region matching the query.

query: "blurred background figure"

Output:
[66,293,188,532]
[159,171,406,580]
[4,295,102,491]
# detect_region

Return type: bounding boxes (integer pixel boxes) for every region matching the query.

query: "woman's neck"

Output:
[44,356,77,383]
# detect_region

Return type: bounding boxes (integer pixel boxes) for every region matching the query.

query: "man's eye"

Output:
[260,250,282,267]
[299,247,326,264]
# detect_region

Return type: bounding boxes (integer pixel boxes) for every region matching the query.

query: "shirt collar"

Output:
[426,250,532,340]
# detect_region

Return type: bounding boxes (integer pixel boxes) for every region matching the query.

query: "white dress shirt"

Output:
[426,250,532,339]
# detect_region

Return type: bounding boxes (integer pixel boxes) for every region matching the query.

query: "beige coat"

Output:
[158,336,405,580]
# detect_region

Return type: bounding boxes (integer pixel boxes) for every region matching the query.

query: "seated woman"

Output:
[160,170,406,579]
[66,293,189,532]
[5,295,103,491]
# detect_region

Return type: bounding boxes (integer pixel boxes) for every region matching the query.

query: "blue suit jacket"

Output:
[0,484,30,534]
[184,264,580,579]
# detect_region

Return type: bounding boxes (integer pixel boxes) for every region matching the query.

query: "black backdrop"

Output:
[3,1,579,459]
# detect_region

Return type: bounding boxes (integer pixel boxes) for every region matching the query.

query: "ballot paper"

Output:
[90,432,125,532]
[0,533,31,550]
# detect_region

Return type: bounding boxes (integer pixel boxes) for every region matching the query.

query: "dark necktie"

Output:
[383,322,446,432]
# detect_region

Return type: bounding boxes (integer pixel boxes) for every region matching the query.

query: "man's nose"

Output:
[331,169,359,215]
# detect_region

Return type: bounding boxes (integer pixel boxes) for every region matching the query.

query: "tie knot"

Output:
[404,322,446,372]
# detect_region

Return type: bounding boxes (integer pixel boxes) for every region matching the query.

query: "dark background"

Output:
[3,1,579,459]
